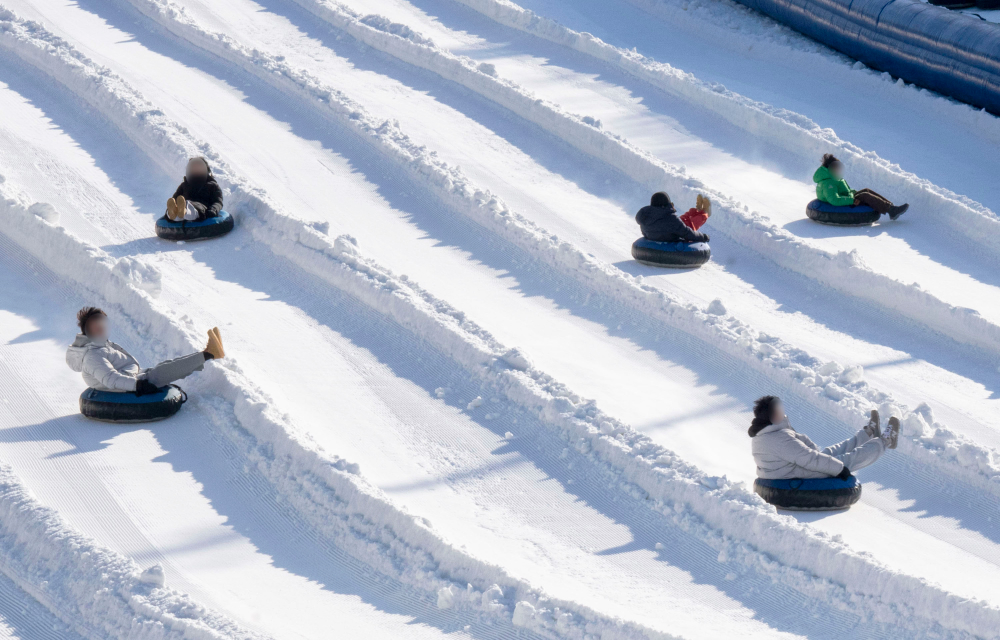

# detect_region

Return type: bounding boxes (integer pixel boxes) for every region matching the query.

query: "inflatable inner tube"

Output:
[631,239,711,268]
[754,476,862,511]
[806,200,880,226]
[79,385,187,423]
[156,211,234,241]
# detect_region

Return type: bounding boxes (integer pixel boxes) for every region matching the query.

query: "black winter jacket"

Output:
[635,205,709,243]
[171,175,224,221]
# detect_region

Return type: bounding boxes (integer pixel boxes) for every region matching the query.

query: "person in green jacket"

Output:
[814,154,908,220]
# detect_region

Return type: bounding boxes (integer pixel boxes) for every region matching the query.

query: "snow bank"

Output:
[99,0,1000,498]
[453,0,1000,255]
[0,412,260,640]
[0,174,661,640]
[0,16,660,640]
[5,9,1000,636]
[371,0,1000,357]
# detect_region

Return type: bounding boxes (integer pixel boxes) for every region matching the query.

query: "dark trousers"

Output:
[853,188,893,214]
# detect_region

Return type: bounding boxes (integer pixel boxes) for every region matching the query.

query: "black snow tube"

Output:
[155,211,234,241]
[754,475,862,511]
[79,385,187,423]
[806,199,880,226]
[631,238,711,268]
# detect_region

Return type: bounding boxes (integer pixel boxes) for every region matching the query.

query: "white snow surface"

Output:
[0,0,1000,638]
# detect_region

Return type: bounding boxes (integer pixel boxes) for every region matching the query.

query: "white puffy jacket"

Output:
[751,419,844,479]
[65,334,142,392]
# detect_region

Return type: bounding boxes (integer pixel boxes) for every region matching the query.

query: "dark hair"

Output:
[748,395,780,437]
[821,153,841,169]
[187,156,212,174]
[77,307,106,335]
[753,395,779,420]
[650,191,673,209]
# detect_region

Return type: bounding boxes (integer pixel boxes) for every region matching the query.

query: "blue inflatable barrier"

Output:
[79,385,187,423]
[806,199,880,225]
[631,238,711,268]
[155,211,234,241]
[754,475,862,510]
[732,0,1000,114]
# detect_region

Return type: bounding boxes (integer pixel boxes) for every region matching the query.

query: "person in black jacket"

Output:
[635,192,710,243]
[165,157,224,222]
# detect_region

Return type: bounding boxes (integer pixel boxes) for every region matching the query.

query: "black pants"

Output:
[853,188,893,214]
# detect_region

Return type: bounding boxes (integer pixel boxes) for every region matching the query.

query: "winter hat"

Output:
[748,395,779,437]
[650,191,673,209]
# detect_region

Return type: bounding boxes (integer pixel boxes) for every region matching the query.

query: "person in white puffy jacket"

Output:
[749,395,899,480]
[66,307,225,395]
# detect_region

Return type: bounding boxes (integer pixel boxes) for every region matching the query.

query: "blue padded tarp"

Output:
[733,0,1000,113]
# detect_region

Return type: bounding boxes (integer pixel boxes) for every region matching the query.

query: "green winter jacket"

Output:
[813,166,856,206]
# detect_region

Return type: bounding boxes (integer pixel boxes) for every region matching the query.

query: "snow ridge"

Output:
[102,0,1000,498]
[0,164,992,640]
[0,426,262,640]
[4,6,1000,637]
[450,0,1000,249]
[624,0,1000,145]
[0,175,664,640]
[0,12,665,640]
[281,0,1000,362]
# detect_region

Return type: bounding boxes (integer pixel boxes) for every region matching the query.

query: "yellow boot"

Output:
[702,196,712,217]
[696,194,704,212]
[166,198,179,221]
[205,327,225,360]
[176,196,187,220]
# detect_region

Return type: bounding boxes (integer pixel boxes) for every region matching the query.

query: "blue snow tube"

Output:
[155,211,234,241]
[79,385,187,423]
[754,475,862,510]
[806,200,880,226]
[631,239,711,268]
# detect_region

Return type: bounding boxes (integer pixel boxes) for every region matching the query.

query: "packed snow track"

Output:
[1,0,999,638]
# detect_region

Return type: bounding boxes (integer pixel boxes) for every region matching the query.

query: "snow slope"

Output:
[1,0,1000,638]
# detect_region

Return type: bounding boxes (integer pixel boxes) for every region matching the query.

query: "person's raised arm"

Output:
[781,434,844,477]
[86,351,138,392]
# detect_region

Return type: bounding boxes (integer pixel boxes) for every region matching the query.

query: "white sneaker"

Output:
[863,409,880,439]
[882,417,900,450]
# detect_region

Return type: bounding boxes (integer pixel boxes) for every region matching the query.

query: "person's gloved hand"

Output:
[135,378,160,396]
[836,466,852,481]
[701,234,710,242]
[192,202,207,215]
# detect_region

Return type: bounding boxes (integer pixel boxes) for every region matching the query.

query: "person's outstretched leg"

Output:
[853,189,893,214]
[823,410,879,457]
[145,328,225,388]
[836,438,885,473]
[833,416,900,474]
[854,189,908,220]
[145,351,207,387]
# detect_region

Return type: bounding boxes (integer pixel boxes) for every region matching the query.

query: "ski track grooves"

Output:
[450,0,1000,249]
[0,388,262,640]
[278,0,1000,366]
[106,0,1000,502]
[0,9,663,640]
[2,4,1000,639]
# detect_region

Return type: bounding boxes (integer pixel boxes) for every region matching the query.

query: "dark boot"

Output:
[888,204,908,221]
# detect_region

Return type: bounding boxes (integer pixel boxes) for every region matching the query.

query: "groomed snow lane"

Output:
[0,25,893,640]
[0,232,500,640]
[13,0,1000,626]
